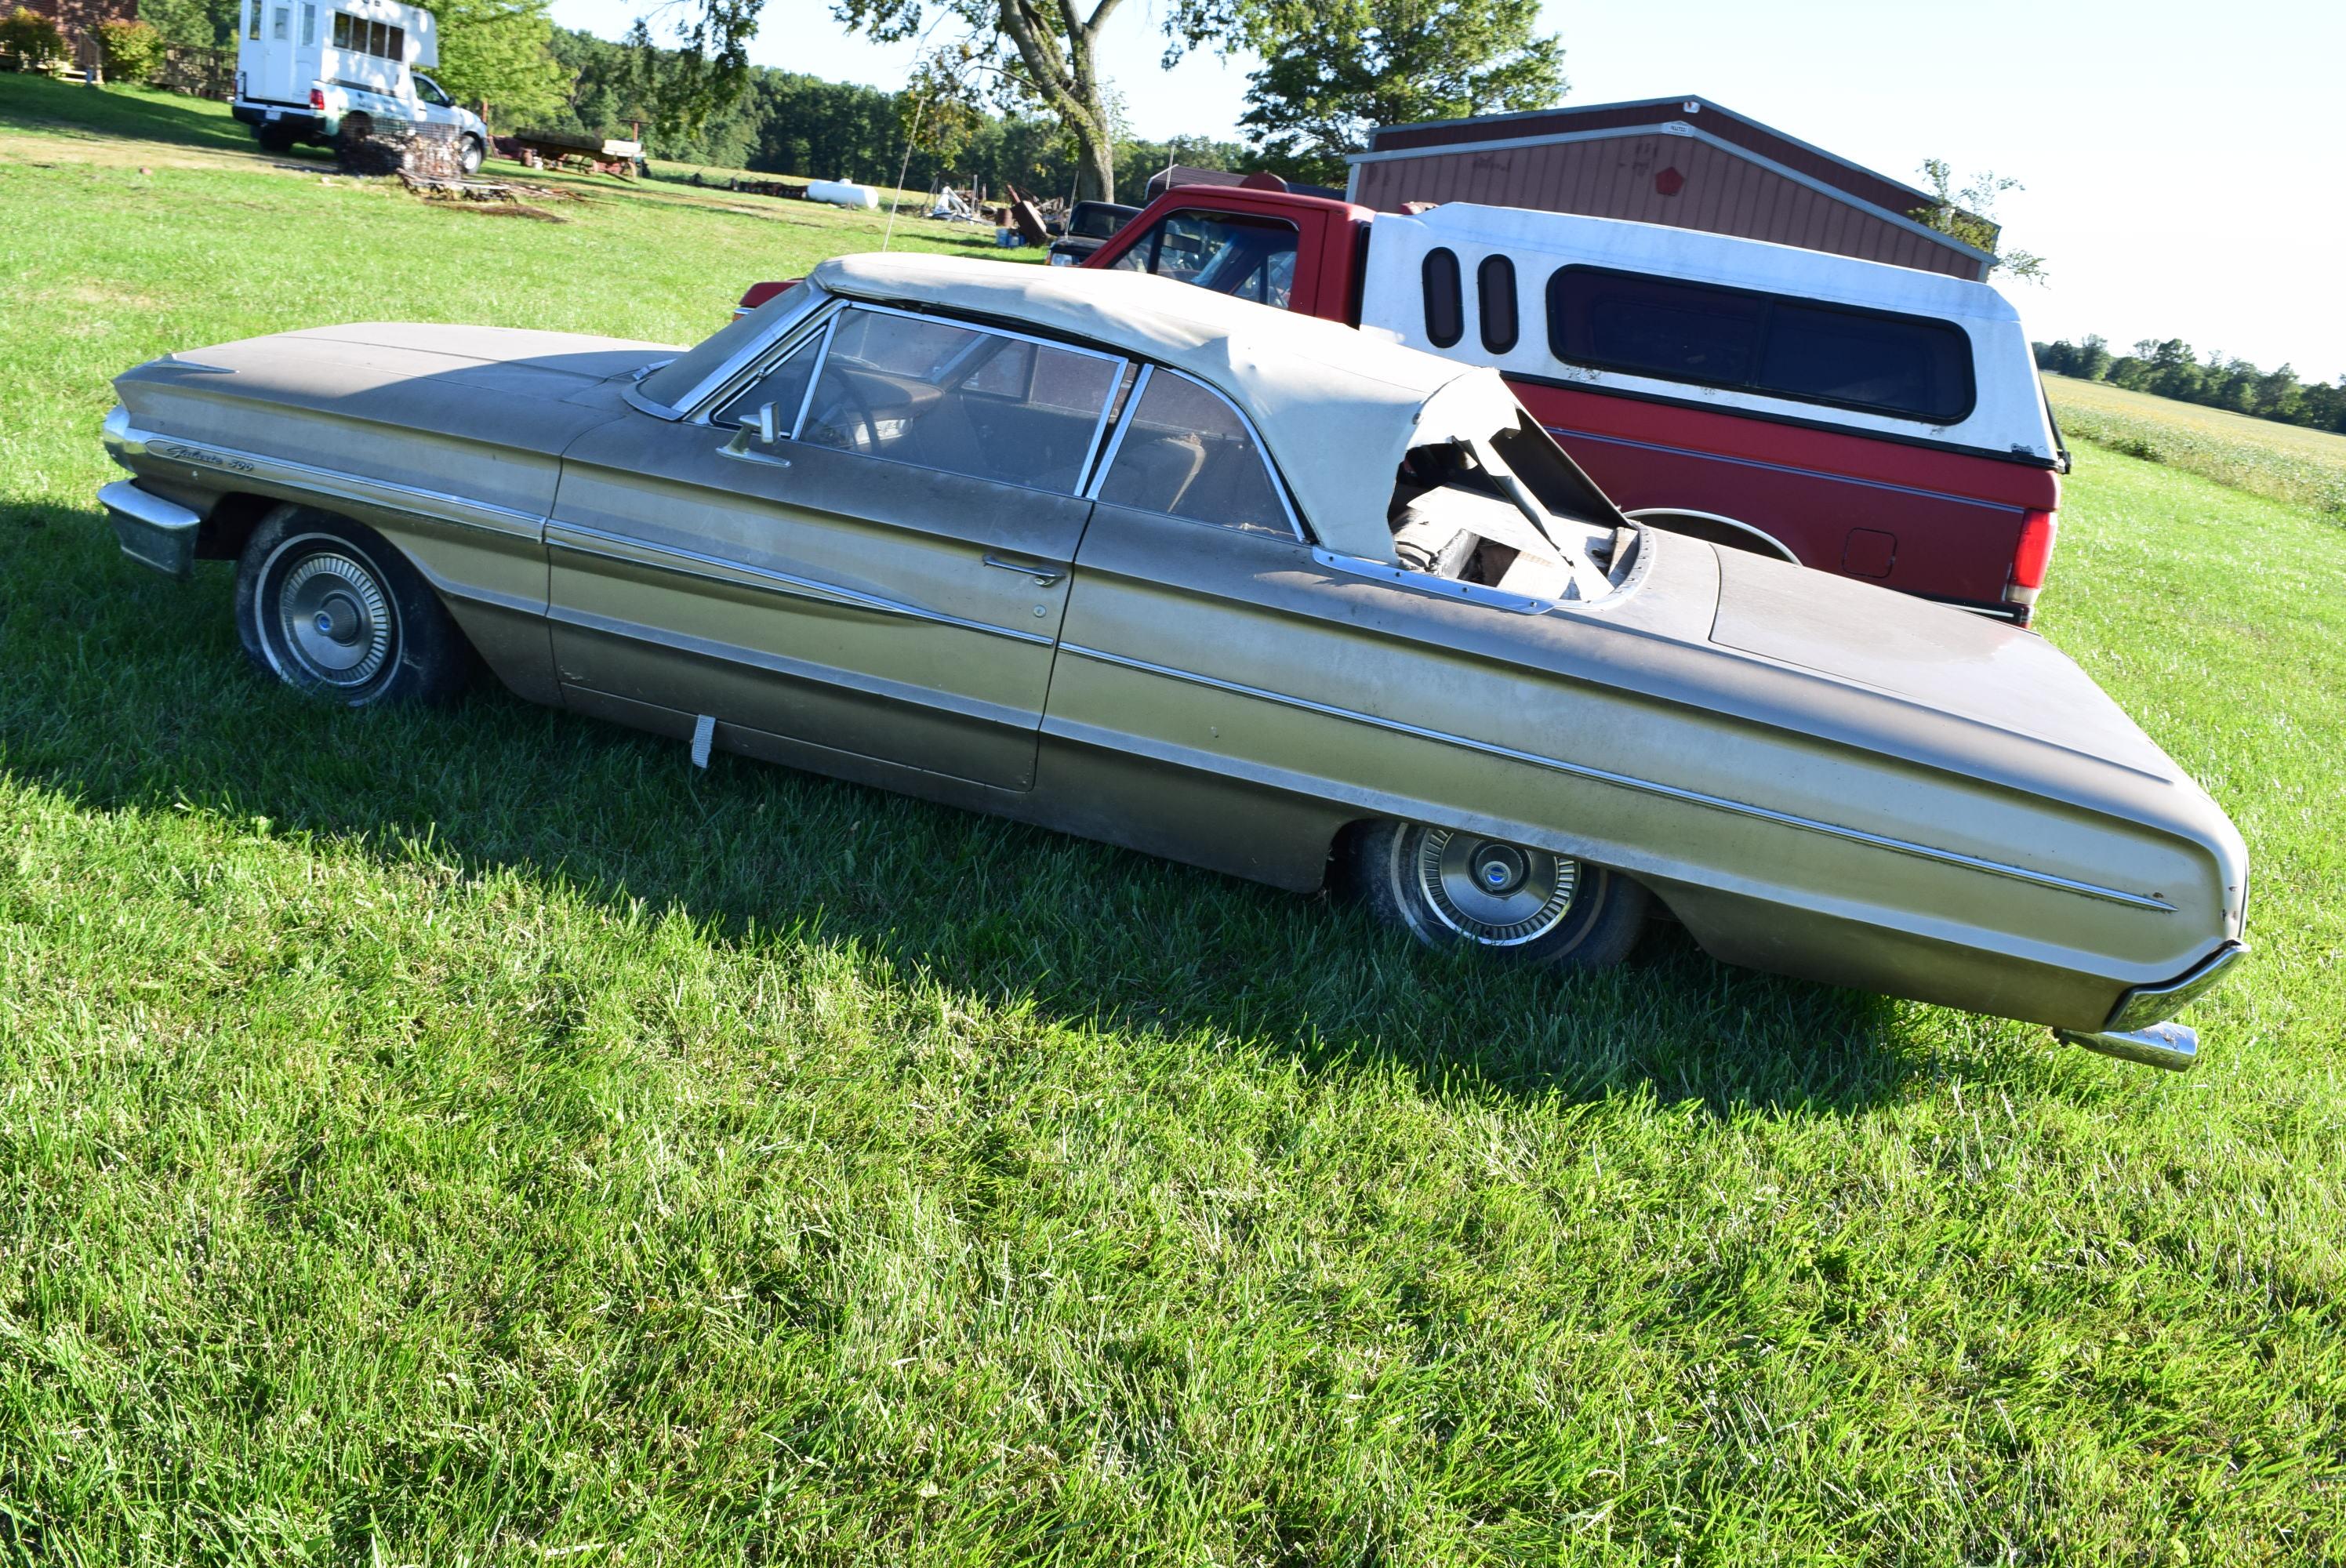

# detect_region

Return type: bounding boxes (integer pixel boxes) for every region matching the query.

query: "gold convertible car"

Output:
[98,254,2247,1069]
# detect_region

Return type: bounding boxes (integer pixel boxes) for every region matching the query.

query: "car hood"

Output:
[1708,547,2181,783]
[116,322,680,459]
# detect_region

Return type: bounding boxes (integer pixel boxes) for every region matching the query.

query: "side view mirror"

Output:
[718,402,792,470]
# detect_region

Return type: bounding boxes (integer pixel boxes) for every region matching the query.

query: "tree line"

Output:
[544,26,1247,197]
[2036,336,2346,437]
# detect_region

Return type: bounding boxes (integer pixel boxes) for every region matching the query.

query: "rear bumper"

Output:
[99,480,202,581]
[2057,939,2249,1072]
[232,100,327,138]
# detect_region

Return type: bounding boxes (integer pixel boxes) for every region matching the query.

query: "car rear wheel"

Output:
[234,507,472,707]
[255,123,296,154]
[1352,820,1650,969]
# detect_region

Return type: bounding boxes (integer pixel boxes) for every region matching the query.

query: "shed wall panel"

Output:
[1354,137,1982,279]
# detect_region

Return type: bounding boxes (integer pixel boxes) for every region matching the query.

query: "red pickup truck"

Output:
[740,183,2067,620]
[1084,185,2068,620]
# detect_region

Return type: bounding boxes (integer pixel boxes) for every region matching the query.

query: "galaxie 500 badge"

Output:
[156,442,255,474]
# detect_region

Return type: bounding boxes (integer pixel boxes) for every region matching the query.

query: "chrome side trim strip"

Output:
[1057,642,2178,912]
[107,417,543,538]
[547,519,1056,648]
[549,604,1043,735]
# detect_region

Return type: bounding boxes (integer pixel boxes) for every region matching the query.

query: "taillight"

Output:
[310,86,325,110]
[2005,508,2057,613]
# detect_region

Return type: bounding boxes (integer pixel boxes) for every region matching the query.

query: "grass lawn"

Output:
[2,78,2343,1566]
[2045,373,2346,520]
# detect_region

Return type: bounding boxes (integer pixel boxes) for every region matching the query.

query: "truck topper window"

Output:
[1422,249,1463,349]
[1477,255,1518,354]
[1545,265,1975,425]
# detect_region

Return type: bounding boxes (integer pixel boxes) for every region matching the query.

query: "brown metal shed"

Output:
[1347,96,1996,281]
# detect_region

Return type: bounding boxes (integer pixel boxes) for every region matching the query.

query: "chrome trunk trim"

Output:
[2058,1021,2199,1073]
[2105,939,2247,1031]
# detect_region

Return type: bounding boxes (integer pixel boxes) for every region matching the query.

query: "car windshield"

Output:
[637,281,815,408]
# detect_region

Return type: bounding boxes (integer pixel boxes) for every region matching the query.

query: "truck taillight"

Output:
[2004,508,2058,615]
[310,86,325,110]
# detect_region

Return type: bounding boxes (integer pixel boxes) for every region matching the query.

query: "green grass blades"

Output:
[2047,373,2346,521]
[4,77,2345,1566]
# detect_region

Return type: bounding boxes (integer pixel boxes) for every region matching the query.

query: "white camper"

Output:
[231,0,489,173]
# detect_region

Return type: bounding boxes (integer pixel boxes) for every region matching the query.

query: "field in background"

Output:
[2046,372,2346,519]
[4,78,2344,1565]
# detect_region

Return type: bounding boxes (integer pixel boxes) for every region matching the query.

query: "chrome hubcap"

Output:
[1415,828,1578,946]
[277,550,394,687]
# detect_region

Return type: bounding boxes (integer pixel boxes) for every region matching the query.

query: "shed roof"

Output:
[1353,95,1995,273]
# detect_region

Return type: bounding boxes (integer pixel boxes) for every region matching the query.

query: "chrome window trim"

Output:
[663,287,834,416]
[690,300,844,430]
[694,300,1128,499]
[622,383,682,421]
[1085,365,1308,544]
[1057,641,2179,913]
[547,518,1055,648]
[1080,363,1153,501]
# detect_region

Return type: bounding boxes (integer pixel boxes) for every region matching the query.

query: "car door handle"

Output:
[983,554,1063,586]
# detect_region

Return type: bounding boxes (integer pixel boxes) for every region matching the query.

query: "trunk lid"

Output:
[1708,549,2180,782]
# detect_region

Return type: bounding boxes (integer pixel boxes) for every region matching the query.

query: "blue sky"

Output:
[547,0,2346,379]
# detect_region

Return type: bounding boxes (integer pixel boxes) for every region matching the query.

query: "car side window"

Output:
[1095,369,1293,537]
[780,307,1121,495]
[415,73,451,107]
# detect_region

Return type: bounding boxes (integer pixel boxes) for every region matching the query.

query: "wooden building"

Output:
[1346,96,1996,281]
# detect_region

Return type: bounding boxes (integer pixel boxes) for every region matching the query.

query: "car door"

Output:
[547,302,1126,792]
[1048,365,1638,862]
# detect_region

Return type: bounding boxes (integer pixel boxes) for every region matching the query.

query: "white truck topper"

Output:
[1360,203,2058,463]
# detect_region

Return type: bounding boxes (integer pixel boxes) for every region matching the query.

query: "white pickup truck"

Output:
[231,0,488,173]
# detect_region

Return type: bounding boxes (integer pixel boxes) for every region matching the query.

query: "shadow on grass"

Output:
[0,74,257,153]
[0,495,1937,1120]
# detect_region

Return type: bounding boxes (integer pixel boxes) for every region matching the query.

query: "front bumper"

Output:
[2057,939,2249,1072]
[100,480,202,581]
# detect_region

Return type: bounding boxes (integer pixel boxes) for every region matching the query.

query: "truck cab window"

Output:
[1110,211,1300,309]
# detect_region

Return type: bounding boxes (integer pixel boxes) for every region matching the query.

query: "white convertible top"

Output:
[808,253,1529,562]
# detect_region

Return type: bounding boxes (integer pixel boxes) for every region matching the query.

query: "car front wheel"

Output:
[1353,820,1650,969]
[458,135,484,174]
[234,507,472,707]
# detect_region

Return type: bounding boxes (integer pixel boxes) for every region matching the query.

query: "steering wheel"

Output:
[801,373,883,454]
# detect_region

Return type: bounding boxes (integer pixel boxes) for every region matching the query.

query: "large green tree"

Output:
[1179,0,1564,188]
[830,0,1130,201]
[421,0,572,127]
